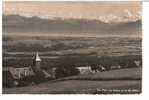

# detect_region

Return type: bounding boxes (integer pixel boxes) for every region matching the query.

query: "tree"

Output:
[55,66,79,78]
[54,56,80,78]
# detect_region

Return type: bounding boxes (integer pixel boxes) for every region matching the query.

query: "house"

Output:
[3,52,56,87]
[8,66,35,79]
[46,67,56,79]
[3,66,35,87]
[134,60,142,67]
[76,66,92,74]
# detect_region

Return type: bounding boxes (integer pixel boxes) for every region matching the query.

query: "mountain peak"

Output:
[3,14,141,36]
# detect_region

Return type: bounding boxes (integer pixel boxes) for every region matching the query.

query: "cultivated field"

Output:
[3,35,142,68]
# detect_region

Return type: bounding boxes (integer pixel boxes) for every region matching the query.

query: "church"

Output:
[3,52,56,87]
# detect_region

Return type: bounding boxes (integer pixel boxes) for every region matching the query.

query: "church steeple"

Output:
[35,52,41,62]
[32,52,42,72]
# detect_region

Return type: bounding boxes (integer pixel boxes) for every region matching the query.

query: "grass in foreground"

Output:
[3,68,142,94]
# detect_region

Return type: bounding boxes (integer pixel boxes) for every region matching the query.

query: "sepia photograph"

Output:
[2,1,142,94]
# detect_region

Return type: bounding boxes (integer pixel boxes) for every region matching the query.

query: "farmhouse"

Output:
[76,66,92,74]
[3,52,56,87]
[3,66,34,79]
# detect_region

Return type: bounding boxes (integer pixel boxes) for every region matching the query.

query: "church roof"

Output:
[35,52,41,61]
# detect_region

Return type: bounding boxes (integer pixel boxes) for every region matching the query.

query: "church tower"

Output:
[32,52,42,72]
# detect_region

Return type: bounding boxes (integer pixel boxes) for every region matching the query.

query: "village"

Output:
[2,52,142,88]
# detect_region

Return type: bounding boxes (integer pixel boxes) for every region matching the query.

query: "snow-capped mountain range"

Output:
[4,9,141,23]
[3,13,142,36]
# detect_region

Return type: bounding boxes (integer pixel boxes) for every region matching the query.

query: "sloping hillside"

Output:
[3,68,142,94]
[61,67,142,80]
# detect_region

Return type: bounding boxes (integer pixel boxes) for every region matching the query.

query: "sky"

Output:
[3,1,142,22]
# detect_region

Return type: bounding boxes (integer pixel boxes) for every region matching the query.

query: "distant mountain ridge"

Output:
[3,15,142,36]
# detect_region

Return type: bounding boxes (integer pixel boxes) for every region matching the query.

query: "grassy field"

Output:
[3,68,142,94]
[60,67,142,81]
[3,80,141,94]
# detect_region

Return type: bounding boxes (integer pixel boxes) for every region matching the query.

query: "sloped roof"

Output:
[34,52,41,61]
[3,67,35,79]
[42,70,52,78]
